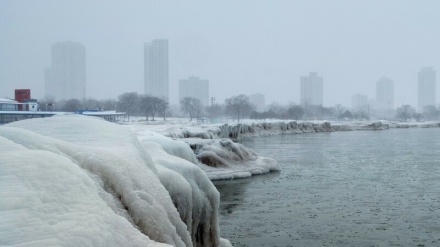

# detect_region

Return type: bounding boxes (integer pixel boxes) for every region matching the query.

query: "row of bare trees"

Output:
[395,104,440,122]
[117,92,169,121]
[180,94,254,121]
[39,97,117,112]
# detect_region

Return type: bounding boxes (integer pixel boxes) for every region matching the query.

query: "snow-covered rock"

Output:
[0,116,230,247]
[183,138,280,180]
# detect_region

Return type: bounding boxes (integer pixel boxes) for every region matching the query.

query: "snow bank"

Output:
[0,115,229,247]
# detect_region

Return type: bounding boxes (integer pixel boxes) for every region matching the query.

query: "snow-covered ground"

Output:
[1,115,232,247]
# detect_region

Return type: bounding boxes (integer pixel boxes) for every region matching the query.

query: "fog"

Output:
[1,0,440,107]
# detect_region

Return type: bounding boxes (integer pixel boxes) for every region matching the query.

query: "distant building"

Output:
[45,41,86,100]
[376,77,394,111]
[179,76,209,106]
[249,93,265,112]
[15,89,31,111]
[351,93,368,111]
[418,67,436,109]
[145,39,169,102]
[300,72,323,106]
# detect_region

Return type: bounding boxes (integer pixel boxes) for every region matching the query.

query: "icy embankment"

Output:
[129,124,281,180]
[164,121,334,140]
[139,120,398,180]
[128,120,410,180]
[0,116,231,247]
[131,121,334,180]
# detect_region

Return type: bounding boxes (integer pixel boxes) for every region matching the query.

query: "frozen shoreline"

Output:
[126,118,440,180]
[2,116,439,246]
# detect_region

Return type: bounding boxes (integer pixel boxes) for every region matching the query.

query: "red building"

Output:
[15,89,31,102]
[15,89,31,111]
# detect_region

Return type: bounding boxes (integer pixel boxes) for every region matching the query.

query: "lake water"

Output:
[214,128,440,247]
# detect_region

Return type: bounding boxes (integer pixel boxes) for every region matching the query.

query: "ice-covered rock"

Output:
[363,121,389,130]
[183,138,280,180]
[0,116,230,247]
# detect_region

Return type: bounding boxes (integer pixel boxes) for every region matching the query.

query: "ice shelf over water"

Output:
[0,115,232,247]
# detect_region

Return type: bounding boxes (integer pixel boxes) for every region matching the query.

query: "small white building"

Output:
[0,98,19,111]
[0,98,38,112]
[0,98,56,124]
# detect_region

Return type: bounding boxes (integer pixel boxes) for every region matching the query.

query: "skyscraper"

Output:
[179,76,209,106]
[351,93,368,111]
[300,72,323,106]
[376,77,394,111]
[144,39,169,102]
[418,67,436,109]
[249,93,265,112]
[45,41,86,99]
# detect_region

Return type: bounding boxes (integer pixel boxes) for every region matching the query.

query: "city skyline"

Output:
[2,1,440,107]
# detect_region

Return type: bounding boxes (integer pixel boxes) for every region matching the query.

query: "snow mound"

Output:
[1,115,229,247]
[140,141,221,247]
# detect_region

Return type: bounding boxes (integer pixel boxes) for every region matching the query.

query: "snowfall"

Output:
[1,115,439,247]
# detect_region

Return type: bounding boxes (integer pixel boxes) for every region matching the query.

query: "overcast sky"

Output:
[1,1,440,107]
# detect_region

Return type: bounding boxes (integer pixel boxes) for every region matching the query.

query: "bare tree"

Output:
[180,97,202,121]
[224,94,252,121]
[423,105,439,120]
[38,96,56,111]
[157,99,169,121]
[396,104,415,122]
[286,105,304,120]
[139,95,154,121]
[63,98,82,112]
[117,92,140,121]
[139,95,168,121]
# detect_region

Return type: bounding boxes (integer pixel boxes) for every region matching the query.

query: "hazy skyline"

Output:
[1,1,440,107]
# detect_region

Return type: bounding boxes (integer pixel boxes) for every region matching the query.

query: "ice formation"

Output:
[0,116,231,247]
[128,124,281,180]
[183,138,279,180]
[164,121,335,140]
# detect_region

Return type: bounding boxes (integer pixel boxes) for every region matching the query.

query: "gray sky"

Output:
[1,0,440,107]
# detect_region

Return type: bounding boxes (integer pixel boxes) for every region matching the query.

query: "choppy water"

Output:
[214,128,440,247]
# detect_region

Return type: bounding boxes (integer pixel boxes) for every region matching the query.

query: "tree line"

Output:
[39,92,440,122]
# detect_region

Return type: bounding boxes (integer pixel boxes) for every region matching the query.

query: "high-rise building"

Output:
[45,41,86,99]
[418,67,436,109]
[179,76,209,106]
[376,77,394,111]
[144,39,169,102]
[300,72,323,106]
[351,93,368,111]
[249,93,265,112]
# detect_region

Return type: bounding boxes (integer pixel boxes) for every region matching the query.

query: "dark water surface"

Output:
[214,128,440,247]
